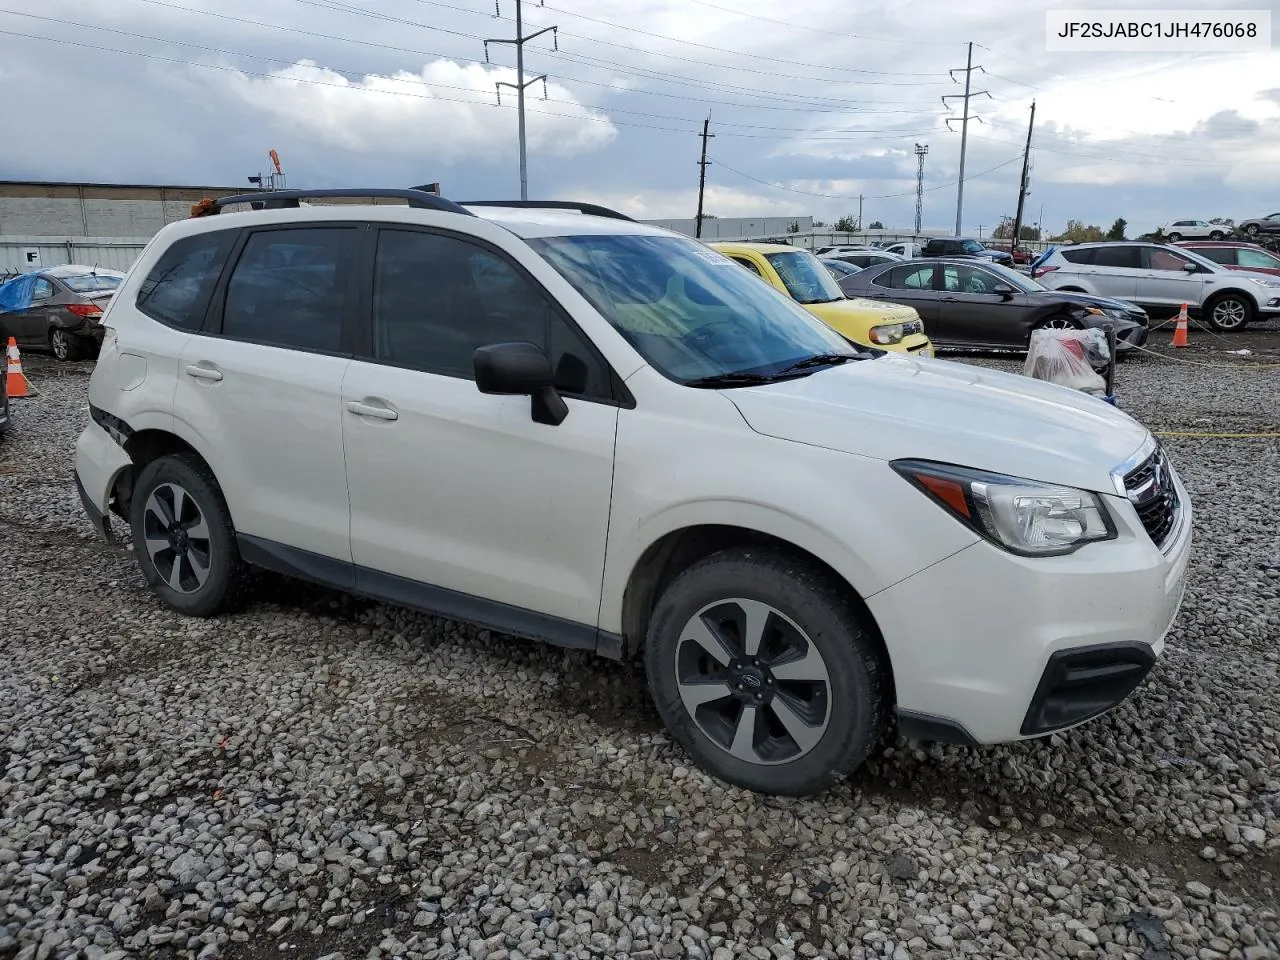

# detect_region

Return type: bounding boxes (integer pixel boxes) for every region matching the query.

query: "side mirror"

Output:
[1182,262,1200,273]
[992,283,1016,298]
[473,341,569,426]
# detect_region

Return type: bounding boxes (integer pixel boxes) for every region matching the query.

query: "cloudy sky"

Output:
[0,0,1276,236]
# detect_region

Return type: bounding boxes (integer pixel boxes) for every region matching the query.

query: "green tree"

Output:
[1052,219,1106,243]
[1018,224,1041,241]
[869,220,885,230]
[1105,218,1128,241]
[834,215,857,233]
[787,220,800,234]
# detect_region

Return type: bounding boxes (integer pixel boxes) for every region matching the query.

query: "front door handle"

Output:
[346,400,398,421]
[184,363,223,382]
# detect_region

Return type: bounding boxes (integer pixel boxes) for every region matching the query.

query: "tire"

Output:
[49,327,84,361]
[1245,224,1260,237]
[1033,314,1081,333]
[644,546,889,797]
[129,453,249,617]
[1209,231,1225,241]
[1167,232,1182,242]
[1204,293,1253,332]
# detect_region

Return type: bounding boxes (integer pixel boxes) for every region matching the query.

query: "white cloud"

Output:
[211,58,618,163]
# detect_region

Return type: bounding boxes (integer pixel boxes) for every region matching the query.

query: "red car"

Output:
[988,243,1033,265]
[1175,241,1280,277]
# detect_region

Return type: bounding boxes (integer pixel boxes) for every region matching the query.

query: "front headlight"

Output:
[892,460,1116,556]
[869,323,906,345]
[1249,278,1280,288]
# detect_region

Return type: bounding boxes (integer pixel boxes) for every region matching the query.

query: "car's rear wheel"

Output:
[1167,232,1182,242]
[49,328,84,361]
[129,454,249,617]
[1205,293,1253,332]
[1245,224,1260,237]
[644,547,888,797]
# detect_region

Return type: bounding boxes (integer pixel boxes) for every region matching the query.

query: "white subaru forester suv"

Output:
[75,189,1193,797]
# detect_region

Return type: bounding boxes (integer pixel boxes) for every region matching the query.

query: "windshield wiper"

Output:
[776,353,857,374]
[684,371,781,388]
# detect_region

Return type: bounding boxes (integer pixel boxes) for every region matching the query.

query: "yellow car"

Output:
[710,242,934,356]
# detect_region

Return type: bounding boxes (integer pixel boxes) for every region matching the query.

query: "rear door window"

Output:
[876,264,936,289]
[219,227,357,353]
[137,230,237,331]
[1092,246,1141,269]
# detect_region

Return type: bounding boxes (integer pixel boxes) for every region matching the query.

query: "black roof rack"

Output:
[205,188,475,216]
[459,200,635,222]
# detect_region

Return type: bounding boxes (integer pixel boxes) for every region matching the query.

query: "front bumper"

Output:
[871,463,1193,745]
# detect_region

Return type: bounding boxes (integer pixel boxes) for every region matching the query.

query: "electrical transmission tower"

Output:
[913,143,928,234]
[942,42,989,236]
[485,0,558,200]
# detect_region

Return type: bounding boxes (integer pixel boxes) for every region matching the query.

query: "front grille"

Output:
[1123,446,1179,550]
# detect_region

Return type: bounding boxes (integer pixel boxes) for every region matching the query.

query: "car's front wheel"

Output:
[645,547,889,797]
[1205,293,1253,332]
[1167,232,1182,242]
[1209,231,1226,241]
[129,453,249,617]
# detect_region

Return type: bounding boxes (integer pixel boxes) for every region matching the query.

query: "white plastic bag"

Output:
[1024,328,1110,395]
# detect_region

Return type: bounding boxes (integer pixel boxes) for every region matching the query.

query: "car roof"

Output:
[709,241,806,255]
[1175,240,1259,248]
[180,197,679,242]
[40,264,127,278]
[464,205,673,239]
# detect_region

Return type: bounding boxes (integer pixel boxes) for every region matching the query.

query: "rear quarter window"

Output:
[1060,249,1096,265]
[137,230,237,330]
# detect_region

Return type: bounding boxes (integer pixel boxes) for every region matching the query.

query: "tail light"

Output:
[67,303,104,318]
[1031,265,1058,279]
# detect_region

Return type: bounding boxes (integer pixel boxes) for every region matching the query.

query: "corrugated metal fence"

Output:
[0,236,149,276]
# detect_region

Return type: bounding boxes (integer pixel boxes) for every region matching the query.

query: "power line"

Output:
[119,0,933,116]
[0,23,952,146]
[679,0,964,46]
[403,0,948,78]
[707,154,1022,202]
[0,11,942,141]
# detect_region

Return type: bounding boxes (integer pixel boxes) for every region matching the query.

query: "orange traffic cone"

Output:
[1170,303,1189,348]
[5,337,32,398]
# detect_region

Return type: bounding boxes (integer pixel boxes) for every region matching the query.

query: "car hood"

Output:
[1222,264,1280,276]
[726,354,1149,493]
[1028,290,1146,314]
[807,298,919,324]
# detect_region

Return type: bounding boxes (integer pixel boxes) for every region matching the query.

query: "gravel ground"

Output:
[1,331,1278,960]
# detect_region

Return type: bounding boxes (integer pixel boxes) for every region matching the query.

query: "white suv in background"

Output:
[1033,241,1280,331]
[1161,220,1230,241]
[75,189,1192,797]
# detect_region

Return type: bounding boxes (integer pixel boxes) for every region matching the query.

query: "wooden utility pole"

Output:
[1011,100,1036,251]
[695,117,714,238]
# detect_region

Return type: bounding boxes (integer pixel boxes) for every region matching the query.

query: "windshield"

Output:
[1238,248,1280,269]
[62,274,122,294]
[961,239,985,254]
[528,234,863,386]
[763,250,845,304]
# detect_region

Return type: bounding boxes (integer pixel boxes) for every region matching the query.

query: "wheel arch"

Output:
[1205,286,1260,310]
[616,523,895,701]
[110,428,224,523]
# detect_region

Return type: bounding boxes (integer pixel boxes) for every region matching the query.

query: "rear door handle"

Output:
[184,363,223,382]
[346,400,398,421]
